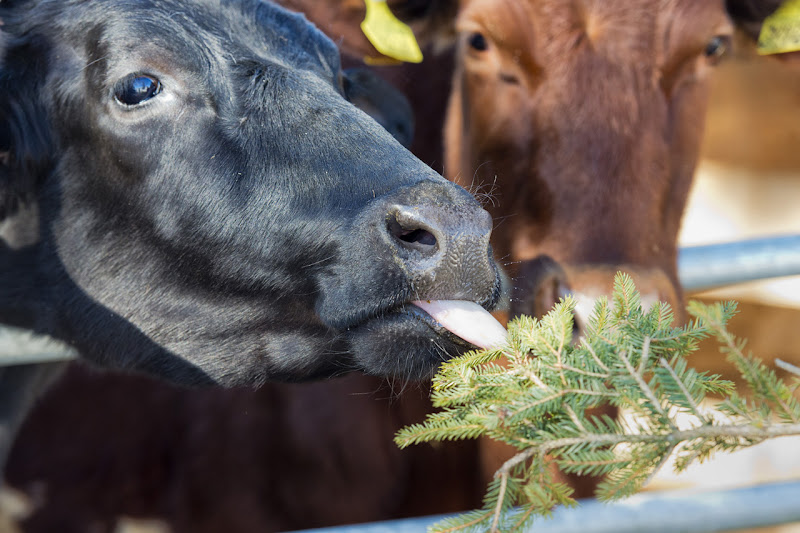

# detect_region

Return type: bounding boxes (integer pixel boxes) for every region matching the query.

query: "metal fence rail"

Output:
[0,325,76,366]
[678,234,800,292]
[294,480,800,533]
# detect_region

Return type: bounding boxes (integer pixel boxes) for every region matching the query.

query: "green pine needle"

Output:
[394,273,800,533]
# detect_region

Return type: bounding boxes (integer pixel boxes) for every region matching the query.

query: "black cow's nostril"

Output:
[373,187,496,305]
[387,211,439,254]
[398,228,436,246]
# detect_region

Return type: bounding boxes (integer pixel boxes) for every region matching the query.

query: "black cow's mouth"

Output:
[374,303,474,349]
[354,299,507,351]
[339,294,507,380]
[404,304,474,347]
[411,299,507,349]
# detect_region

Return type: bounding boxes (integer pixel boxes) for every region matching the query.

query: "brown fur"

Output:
[445,0,739,319]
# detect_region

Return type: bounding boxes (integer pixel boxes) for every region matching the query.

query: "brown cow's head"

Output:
[444,0,776,323]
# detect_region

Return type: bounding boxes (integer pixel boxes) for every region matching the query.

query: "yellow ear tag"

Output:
[360,0,423,63]
[363,55,404,66]
[758,0,800,55]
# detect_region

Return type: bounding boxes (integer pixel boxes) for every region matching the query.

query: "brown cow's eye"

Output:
[704,35,731,64]
[467,32,488,52]
[114,73,162,106]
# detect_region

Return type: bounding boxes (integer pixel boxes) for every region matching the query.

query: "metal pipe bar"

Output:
[0,326,77,367]
[678,235,800,292]
[292,480,800,533]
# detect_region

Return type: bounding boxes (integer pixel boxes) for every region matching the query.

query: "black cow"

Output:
[0,0,503,475]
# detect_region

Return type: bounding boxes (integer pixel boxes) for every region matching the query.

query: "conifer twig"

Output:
[659,357,707,424]
[490,474,508,533]
[494,422,800,458]
[619,349,672,426]
[395,274,800,533]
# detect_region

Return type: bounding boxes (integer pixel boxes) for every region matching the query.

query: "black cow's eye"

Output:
[113,74,162,106]
[467,32,488,52]
[704,35,731,64]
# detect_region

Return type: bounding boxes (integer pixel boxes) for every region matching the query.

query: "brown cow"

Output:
[445,0,731,321]
[4,1,787,532]
[438,0,778,486]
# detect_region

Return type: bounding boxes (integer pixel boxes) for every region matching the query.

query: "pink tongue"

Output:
[411,300,507,350]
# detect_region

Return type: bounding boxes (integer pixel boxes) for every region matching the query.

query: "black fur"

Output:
[0,0,501,387]
[726,0,784,40]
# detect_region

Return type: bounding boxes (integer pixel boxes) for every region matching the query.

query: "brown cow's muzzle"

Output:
[510,255,683,330]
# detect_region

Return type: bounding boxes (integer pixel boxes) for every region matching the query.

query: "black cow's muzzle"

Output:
[320,178,504,354]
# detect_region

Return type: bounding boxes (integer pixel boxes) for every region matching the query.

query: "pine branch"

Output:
[395,273,800,532]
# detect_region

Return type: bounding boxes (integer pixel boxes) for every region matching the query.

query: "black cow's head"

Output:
[0,0,502,386]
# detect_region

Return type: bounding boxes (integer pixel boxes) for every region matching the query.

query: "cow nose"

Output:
[511,258,684,327]
[510,255,571,320]
[387,208,440,255]
[382,201,497,304]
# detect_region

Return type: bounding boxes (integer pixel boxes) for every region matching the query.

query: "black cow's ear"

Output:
[343,67,415,148]
[0,36,51,222]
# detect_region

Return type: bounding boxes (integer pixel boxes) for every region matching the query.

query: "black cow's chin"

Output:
[346,306,474,381]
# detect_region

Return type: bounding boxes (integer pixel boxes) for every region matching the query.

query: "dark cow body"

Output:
[8,365,486,532]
